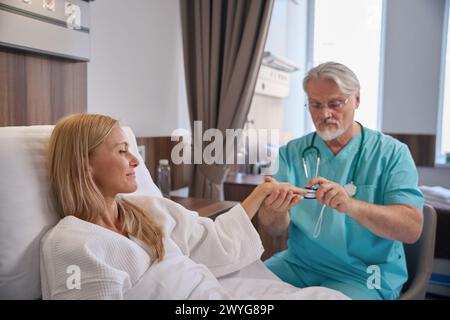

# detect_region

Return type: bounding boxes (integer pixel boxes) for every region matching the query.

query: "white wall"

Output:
[88,0,188,137]
[417,166,450,188]
[381,0,450,187]
[381,0,445,134]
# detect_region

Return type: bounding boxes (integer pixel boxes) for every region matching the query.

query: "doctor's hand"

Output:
[257,177,306,232]
[307,177,355,214]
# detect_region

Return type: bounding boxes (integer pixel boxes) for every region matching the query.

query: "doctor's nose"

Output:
[318,107,333,119]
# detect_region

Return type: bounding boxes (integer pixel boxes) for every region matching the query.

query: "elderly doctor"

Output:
[258,62,424,300]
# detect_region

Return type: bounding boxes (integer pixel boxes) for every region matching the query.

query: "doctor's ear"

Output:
[354,94,360,109]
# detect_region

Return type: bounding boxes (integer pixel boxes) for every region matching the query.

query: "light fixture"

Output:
[262,52,300,73]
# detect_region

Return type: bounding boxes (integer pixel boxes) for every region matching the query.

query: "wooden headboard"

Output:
[0,46,87,126]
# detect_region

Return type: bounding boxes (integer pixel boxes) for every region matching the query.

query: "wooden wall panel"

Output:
[136,136,192,190]
[0,48,26,126]
[385,133,436,167]
[0,46,87,126]
[26,54,52,124]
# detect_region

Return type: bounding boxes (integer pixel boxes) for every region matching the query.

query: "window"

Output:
[309,0,384,130]
[438,0,450,162]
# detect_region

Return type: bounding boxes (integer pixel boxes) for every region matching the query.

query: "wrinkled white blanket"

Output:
[40,195,349,300]
[420,185,450,208]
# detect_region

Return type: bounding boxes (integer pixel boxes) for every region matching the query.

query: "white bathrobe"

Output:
[40,195,349,300]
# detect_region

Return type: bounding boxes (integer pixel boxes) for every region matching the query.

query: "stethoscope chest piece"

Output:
[343,182,357,197]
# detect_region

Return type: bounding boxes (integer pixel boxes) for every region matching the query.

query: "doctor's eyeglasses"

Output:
[305,96,351,112]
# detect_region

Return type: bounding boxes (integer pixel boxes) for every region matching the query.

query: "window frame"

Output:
[436,0,450,165]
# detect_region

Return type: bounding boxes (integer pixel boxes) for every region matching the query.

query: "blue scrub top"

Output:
[273,127,424,299]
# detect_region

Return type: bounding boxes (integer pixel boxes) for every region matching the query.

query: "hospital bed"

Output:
[2,124,436,300]
[0,125,348,300]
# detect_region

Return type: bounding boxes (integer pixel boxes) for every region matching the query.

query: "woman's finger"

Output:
[287,194,303,208]
[265,190,280,206]
[288,186,308,196]
[278,191,294,210]
[279,183,308,196]
[272,190,288,209]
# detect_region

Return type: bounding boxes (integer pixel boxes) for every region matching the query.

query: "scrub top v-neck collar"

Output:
[315,131,363,166]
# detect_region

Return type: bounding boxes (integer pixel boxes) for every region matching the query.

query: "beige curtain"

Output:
[180,0,274,200]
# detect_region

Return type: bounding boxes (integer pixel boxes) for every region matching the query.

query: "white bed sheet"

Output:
[217,260,351,300]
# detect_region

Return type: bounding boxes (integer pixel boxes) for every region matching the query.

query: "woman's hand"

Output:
[307,177,355,214]
[257,177,306,228]
[242,176,306,222]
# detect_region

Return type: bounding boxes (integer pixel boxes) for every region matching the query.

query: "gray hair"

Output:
[303,62,360,95]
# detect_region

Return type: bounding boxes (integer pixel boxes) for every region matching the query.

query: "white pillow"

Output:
[0,125,161,299]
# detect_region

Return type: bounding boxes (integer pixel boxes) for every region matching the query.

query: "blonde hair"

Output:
[48,113,165,262]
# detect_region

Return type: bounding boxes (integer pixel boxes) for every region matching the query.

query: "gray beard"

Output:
[317,127,346,141]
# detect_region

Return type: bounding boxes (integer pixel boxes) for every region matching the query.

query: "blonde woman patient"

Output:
[40,113,348,300]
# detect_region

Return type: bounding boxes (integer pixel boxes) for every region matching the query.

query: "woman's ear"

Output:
[85,158,93,175]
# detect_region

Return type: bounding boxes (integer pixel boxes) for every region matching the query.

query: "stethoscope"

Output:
[301,121,365,238]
